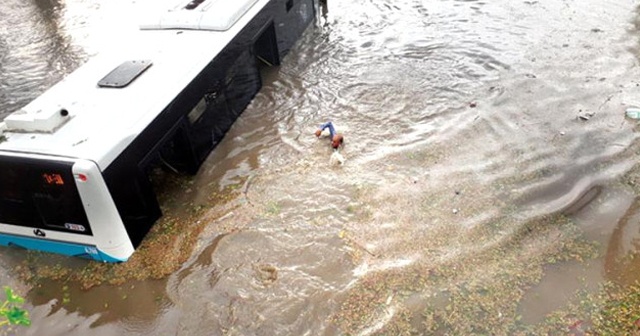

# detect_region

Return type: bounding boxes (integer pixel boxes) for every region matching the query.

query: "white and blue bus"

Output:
[0,0,315,262]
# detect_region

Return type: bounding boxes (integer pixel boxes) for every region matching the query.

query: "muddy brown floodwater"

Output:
[4,0,640,334]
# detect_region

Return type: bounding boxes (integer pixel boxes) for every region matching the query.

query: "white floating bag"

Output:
[330,150,345,165]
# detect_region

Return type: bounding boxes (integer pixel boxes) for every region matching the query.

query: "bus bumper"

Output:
[0,233,127,263]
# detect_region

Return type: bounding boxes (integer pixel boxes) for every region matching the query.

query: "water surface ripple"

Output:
[4,0,640,334]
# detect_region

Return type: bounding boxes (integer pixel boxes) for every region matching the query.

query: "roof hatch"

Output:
[98,60,153,88]
[139,0,260,31]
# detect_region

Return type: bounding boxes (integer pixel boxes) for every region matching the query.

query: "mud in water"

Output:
[5,0,640,334]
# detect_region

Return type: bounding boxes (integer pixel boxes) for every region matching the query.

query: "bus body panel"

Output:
[0,233,124,262]
[73,160,135,261]
[0,222,94,246]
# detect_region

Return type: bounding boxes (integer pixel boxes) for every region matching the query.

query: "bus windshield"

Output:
[0,155,92,236]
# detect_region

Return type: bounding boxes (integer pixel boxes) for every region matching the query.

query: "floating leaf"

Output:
[3,307,30,326]
[3,287,24,304]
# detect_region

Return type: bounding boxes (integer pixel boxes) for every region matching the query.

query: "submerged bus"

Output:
[0,0,315,262]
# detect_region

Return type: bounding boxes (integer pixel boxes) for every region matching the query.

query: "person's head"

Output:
[331,134,344,149]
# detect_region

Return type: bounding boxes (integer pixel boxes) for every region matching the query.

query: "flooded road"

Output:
[4,0,640,334]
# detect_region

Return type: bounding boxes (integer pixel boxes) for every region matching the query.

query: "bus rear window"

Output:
[0,156,92,236]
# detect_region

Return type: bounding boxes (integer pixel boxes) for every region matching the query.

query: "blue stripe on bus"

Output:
[0,233,125,263]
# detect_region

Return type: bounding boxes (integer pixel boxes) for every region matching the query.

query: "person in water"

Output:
[315,121,344,149]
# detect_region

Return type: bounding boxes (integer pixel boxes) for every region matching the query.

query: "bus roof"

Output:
[0,0,269,171]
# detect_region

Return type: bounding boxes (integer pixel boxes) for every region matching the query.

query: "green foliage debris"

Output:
[0,286,30,331]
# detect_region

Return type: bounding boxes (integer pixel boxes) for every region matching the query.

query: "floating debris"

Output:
[578,111,595,121]
[254,264,278,286]
[331,150,346,165]
[625,107,640,119]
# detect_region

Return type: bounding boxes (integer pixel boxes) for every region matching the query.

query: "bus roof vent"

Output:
[98,60,153,88]
[4,106,71,133]
[139,0,259,31]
